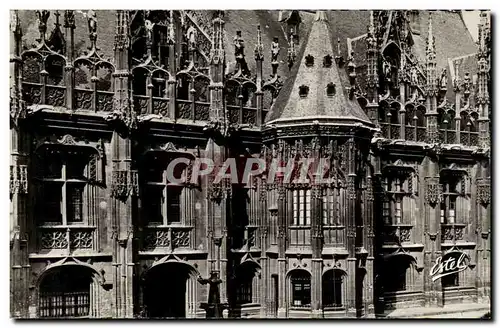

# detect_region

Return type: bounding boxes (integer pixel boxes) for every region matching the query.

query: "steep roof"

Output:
[265,11,373,127]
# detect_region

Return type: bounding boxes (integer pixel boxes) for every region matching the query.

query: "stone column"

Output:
[423,157,442,307]
[345,138,357,315]
[310,184,323,318]
[277,184,287,318]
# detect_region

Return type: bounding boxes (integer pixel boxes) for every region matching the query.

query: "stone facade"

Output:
[10,10,491,319]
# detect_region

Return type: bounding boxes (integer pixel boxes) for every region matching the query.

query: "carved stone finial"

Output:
[10,10,22,38]
[287,29,296,69]
[64,10,75,29]
[426,12,435,62]
[167,10,175,45]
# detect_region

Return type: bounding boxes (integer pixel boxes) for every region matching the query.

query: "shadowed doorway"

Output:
[143,262,197,318]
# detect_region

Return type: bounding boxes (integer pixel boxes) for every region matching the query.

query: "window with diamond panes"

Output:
[35,150,91,225]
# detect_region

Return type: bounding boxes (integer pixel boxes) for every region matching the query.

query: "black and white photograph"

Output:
[9,8,491,319]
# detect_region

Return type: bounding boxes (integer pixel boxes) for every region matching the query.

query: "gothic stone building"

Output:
[10,10,491,319]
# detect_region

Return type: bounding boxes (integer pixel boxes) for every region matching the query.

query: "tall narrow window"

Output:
[441,178,459,224]
[293,189,311,225]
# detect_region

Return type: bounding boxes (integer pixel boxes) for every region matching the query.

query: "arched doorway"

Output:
[142,262,198,318]
[38,266,94,318]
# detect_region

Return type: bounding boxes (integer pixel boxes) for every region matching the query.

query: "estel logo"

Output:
[430,252,470,282]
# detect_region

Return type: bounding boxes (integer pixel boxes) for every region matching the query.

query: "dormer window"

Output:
[326,83,336,97]
[299,85,309,98]
[323,55,333,68]
[305,55,314,67]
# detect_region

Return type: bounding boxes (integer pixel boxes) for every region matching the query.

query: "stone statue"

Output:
[411,65,419,86]
[198,271,227,318]
[86,10,97,36]
[36,10,50,36]
[234,31,245,60]
[382,57,391,81]
[440,68,447,89]
[144,20,155,42]
[271,37,280,63]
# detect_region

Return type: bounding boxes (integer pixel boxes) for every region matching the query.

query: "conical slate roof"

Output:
[265,11,373,128]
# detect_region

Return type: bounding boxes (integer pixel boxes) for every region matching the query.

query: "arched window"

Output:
[322,269,345,308]
[39,266,93,318]
[289,270,311,308]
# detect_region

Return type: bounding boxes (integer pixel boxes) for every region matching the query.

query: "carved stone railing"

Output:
[383,224,412,245]
[380,123,401,139]
[441,223,466,243]
[22,82,42,106]
[194,102,210,121]
[142,226,194,251]
[74,88,93,110]
[176,99,192,119]
[439,129,457,144]
[460,132,479,147]
[133,95,150,115]
[38,226,96,252]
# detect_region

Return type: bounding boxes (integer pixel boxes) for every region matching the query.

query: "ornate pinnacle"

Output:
[368,10,375,38]
[287,28,296,69]
[114,10,130,51]
[254,25,264,61]
[425,12,435,62]
[54,10,61,28]
[64,10,75,29]
[167,10,175,45]
[453,60,461,92]
[10,10,22,38]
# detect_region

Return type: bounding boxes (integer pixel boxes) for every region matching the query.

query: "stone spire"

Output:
[477,10,490,148]
[425,12,439,143]
[366,10,379,106]
[265,10,372,128]
[425,12,437,97]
